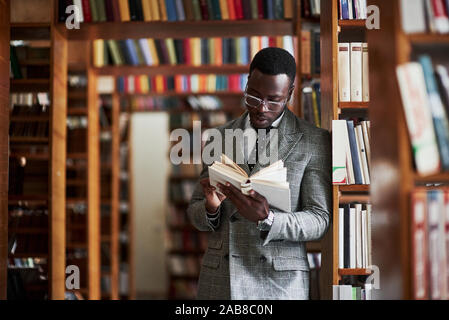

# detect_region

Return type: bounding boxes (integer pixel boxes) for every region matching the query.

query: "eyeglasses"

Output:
[243,89,288,113]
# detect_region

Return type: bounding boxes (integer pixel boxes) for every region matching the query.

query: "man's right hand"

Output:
[200,178,226,213]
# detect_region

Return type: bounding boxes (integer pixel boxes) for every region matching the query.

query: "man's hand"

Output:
[217,182,269,223]
[200,178,226,213]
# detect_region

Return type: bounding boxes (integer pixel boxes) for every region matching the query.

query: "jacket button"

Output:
[260,255,267,262]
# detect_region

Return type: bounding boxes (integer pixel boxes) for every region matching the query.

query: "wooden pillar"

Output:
[110,93,120,299]
[0,0,10,300]
[87,42,101,300]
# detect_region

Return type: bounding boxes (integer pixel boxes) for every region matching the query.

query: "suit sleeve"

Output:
[262,130,332,245]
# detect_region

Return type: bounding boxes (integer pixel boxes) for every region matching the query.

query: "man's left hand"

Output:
[217,182,269,223]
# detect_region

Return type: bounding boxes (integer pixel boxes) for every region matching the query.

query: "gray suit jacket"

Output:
[187,109,332,300]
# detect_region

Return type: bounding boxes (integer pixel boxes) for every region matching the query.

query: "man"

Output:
[187,47,331,300]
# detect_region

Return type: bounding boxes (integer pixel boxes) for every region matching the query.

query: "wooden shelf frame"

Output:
[320,1,372,299]
[0,0,10,300]
[365,0,449,300]
[57,20,295,40]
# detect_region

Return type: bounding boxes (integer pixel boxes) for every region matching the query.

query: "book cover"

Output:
[411,189,429,299]
[234,0,244,19]
[397,62,441,175]
[82,0,92,22]
[142,0,152,20]
[175,0,186,20]
[332,120,349,184]
[338,43,351,102]
[118,0,131,21]
[147,39,160,65]
[208,154,291,212]
[362,43,370,102]
[356,124,370,184]
[350,42,363,102]
[89,0,99,21]
[346,120,363,184]
[219,0,229,19]
[339,207,345,269]
[199,0,210,20]
[166,0,178,21]
[150,0,160,20]
[419,55,449,171]
[183,0,194,20]
[273,0,283,19]
[427,190,444,299]
[341,0,349,19]
[228,0,236,19]
[343,204,350,268]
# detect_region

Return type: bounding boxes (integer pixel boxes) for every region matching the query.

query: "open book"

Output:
[208,154,291,212]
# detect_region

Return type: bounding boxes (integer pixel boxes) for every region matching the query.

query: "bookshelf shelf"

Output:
[414,173,449,184]
[338,102,369,110]
[58,20,294,40]
[9,228,49,234]
[119,92,243,98]
[338,19,366,28]
[10,79,50,92]
[406,34,449,44]
[338,268,373,276]
[9,152,49,160]
[95,65,250,76]
[339,185,370,193]
[10,22,51,40]
[10,116,49,122]
[67,107,87,115]
[9,253,49,259]
[10,137,49,144]
[339,194,371,204]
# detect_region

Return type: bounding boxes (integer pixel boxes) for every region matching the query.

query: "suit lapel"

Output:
[224,111,251,176]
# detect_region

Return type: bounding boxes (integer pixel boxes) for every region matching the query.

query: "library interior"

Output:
[1,0,449,301]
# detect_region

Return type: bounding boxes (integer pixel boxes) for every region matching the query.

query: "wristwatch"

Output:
[257,210,274,231]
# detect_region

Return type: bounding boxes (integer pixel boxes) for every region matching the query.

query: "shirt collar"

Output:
[244,110,285,130]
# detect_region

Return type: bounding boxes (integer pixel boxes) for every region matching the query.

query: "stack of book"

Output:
[10,44,50,80]
[396,56,449,176]
[300,29,320,76]
[333,284,373,300]
[411,188,449,300]
[93,36,296,67]
[58,0,296,23]
[338,42,370,103]
[338,0,368,20]
[332,119,371,185]
[338,203,372,269]
[400,0,449,34]
[117,74,247,94]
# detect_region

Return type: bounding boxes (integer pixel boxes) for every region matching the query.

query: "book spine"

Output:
[191,0,202,20]
[73,0,85,22]
[219,0,229,19]
[228,0,236,19]
[349,207,356,268]
[89,0,99,21]
[346,121,363,184]
[419,55,449,171]
[118,0,131,21]
[158,0,168,20]
[175,0,186,20]
[339,207,345,269]
[150,0,160,20]
[142,0,152,20]
[183,0,194,20]
[341,0,349,19]
[273,0,283,19]
[96,0,107,22]
[344,204,350,268]
[82,0,92,22]
[283,0,293,19]
[104,0,115,21]
[199,0,210,19]
[362,43,370,102]
[211,0,222,20]
[338,43,350,102]
[124,39,139,65]
[332,120,348,184]
[235,0,244,19]
[427,190,443,299]
[166,0,178,21]
[350,42,363,102]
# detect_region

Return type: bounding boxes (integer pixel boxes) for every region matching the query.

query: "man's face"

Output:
[245,69,293,129]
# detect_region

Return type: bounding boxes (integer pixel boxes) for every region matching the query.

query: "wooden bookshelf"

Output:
[0,0,10,300]
[95,65,249,76]
[320,1,371,299]
[58,20,295,40]
[5,0,68,300]
[366,0,449,300]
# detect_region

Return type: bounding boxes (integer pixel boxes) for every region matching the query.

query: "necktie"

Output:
[248,126,273,171]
